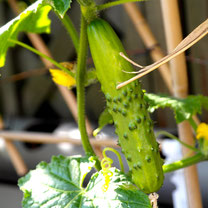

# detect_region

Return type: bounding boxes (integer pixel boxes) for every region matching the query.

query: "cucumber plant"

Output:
[0,0,208,207]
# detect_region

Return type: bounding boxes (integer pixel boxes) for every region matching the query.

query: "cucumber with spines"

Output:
[87,18,164,193]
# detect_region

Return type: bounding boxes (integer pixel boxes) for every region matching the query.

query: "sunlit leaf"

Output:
[0,0,51,67]
[19,156,151,208]
[83,168,151,208]
[0,0,72,68]
[47,0,72,17]
[18,155,95,208]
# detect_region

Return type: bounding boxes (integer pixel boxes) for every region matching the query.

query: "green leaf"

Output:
[200,96,208,111]
[0,0,72,68]
[93,108,113,136]
[98,108,113,128]
[0,0,51,68]
[19,156,151,208]
[85,68,97,86]
[18,155,95,208]
[47,0,72,17]
[145,93,208,123]
[83,168,151,207]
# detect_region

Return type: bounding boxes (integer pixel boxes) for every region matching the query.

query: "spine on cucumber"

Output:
[87,18,164,193]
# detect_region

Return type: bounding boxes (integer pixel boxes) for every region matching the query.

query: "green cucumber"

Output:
[87,18,164,193]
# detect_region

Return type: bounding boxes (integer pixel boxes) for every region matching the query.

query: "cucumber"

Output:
[87,18,164,193]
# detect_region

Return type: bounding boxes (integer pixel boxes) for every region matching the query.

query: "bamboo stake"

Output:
[0,67,47,83]
[0,116,28,176]
[123,3,173,94]
[4,140,28,176]
[0,130,117,147]
[160,1,202,207]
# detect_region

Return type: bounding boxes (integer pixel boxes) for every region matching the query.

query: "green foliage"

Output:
[85,69,97,86]
[19,155,151,208]
[0,1,50,67]
[84,168,151,208]
[145,93,208,123]
[47,0,72,17]
[98,108,113,127]
[0,0,72,68]
[18,155,95,207]
[93,108,113,136]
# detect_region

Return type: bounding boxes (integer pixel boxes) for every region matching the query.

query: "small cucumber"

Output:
[87,18,164,193]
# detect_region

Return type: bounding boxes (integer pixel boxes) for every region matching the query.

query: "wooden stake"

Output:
[0,130,117,147]
[0,116,28,176]
[160,1,202,207]
[123,3,173,94]
[4,140,28,176]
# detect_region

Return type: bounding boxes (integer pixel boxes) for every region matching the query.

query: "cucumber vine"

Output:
[0,0,208,207]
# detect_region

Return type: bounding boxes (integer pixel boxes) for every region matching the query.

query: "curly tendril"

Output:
[101,157,113,192]
[101,147,124,192]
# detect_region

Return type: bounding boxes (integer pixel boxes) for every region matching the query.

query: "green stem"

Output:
[97,0,141,11]
[188,117,198,132]
[59,14,79,53]
[163,153,205,173]
[76,15,101,170]
[77,0,95,7]
[156,130,199,152]
[9,39,74,77]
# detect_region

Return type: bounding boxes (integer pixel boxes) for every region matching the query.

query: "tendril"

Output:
[101,157,113,192]
[101,147,124,192]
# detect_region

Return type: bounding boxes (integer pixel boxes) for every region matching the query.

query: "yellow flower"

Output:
[49,69,76,88]
[196,123,208,140]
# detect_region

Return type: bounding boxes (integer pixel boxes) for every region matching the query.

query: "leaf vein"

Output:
[48,170,80,189]
[64,191,84,208]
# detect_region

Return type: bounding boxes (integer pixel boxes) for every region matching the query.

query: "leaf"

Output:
[47,0,72,17]
[82,168,151,207]
[19,156,151,208]
[0,0,51,67]
[0,0,72,68]
[144,93,208,123]
[93,108,113,136]
[18,155,95,208]
[85,69,97,86]
[200,96,208,111]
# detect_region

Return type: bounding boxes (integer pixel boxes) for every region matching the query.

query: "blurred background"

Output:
[0,0,208,207]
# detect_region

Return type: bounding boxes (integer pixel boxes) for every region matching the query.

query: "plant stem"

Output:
[9,39,74,77]
[156,130,199,152]
[188,117,198,132]
[76,15,101,170]
[163,153,205,173]
[97,0,142,11]
[59,14,79,53]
